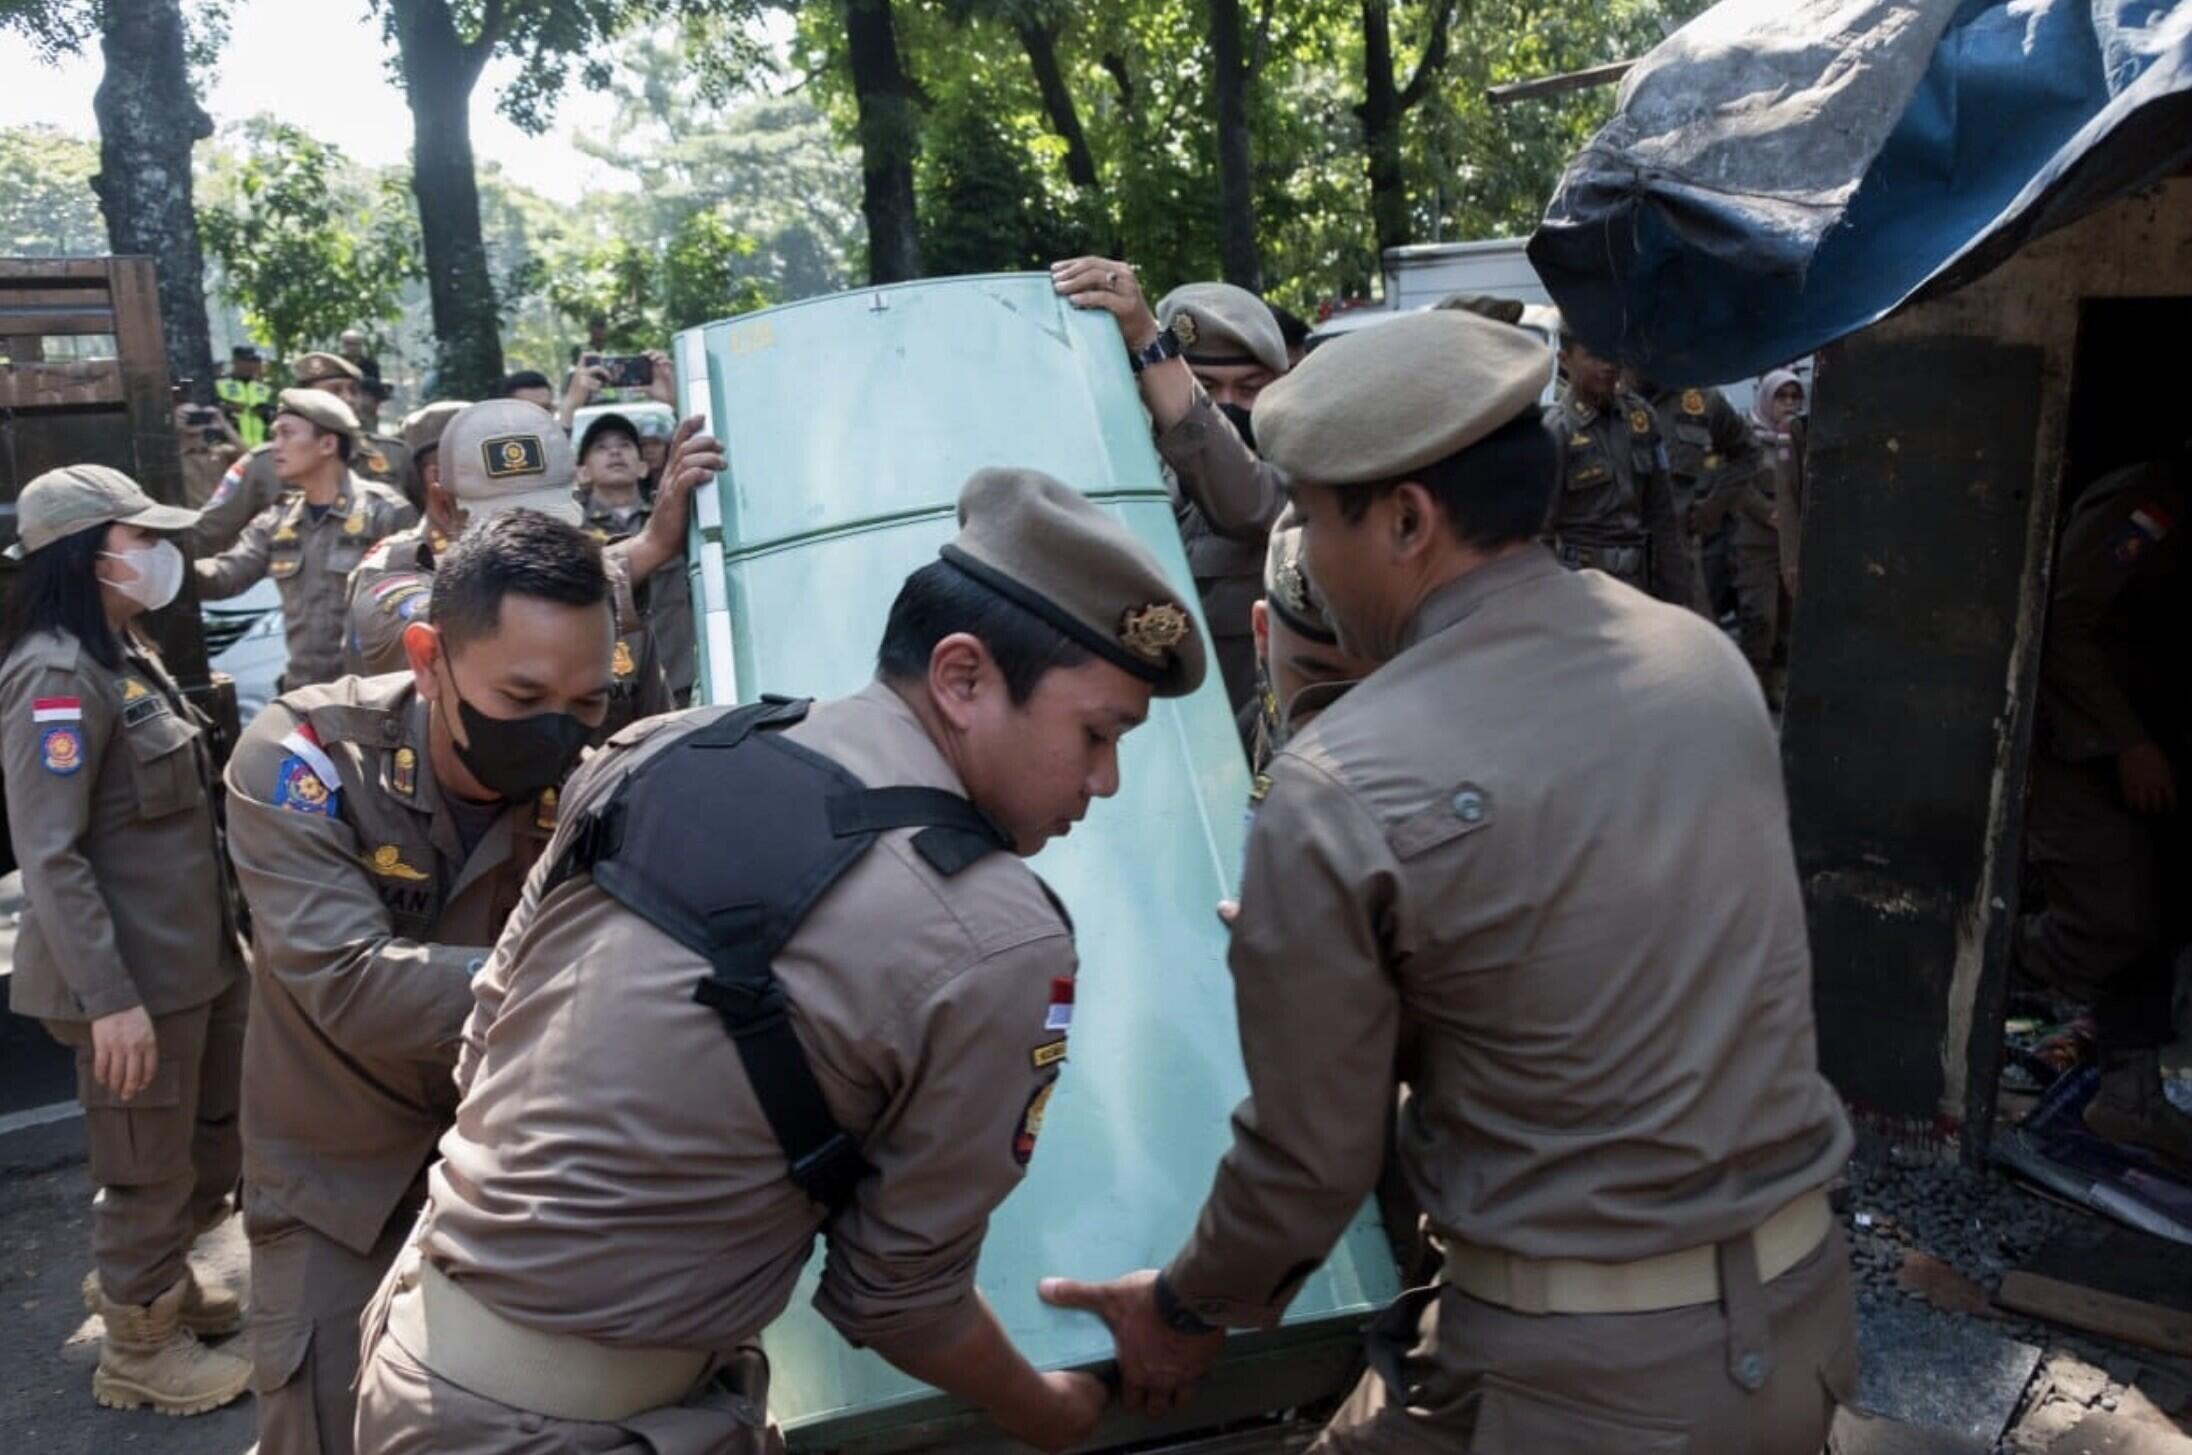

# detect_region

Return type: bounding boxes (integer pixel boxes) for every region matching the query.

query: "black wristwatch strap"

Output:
[1129,328,1184,375]
[1152,1271,1218,1335]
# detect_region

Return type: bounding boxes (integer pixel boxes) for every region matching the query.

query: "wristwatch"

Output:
[1152,1271,1218,1335]
[1128,328,1184,375]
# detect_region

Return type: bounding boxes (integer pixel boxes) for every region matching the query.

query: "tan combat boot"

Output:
[89,1274,252,1415]
[2084,1050,2192,1174]
[82,1266,244,1338]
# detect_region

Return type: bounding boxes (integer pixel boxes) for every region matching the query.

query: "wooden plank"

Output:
[0,359,124,408]
[1998,1271,2192,1357]
[0,286,118,308]
[0,334,46,363]
[1487,59,1636,106]
[105,256,184,507]
[0,307,118,335]
[2045,1409,2192,1453]
[0,257,115,281]
[2021,1226,2192,1316]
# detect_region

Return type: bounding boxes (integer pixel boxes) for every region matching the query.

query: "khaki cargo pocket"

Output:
[123,708,202,821]
[1469,1372,1689,1454]
[249,1313,327,1454]
[249,1313,313,1395]
[619,1347,781,1455]
[75,1054,188,1185]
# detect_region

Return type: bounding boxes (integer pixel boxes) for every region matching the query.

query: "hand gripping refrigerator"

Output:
[672,274,1400,1452]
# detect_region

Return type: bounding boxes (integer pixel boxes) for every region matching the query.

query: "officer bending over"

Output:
[354,468,1205,1453]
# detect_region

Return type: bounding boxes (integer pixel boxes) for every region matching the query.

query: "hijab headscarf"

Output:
[1752,368,1804,442]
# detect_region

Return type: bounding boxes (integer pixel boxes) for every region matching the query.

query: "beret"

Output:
[1253,310,1552,486]
[400,399,469,458]
[1261,505,1335,644]
[291,351,363,385]
[1156,282,1289,378]
[276,387,360,439]
[942,467,1206,699]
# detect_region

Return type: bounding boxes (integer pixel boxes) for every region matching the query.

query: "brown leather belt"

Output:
[385,1259,709,1423]
[1443,1188,1833,1316]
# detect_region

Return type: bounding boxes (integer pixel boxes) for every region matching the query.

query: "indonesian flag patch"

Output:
[31,696,82,722]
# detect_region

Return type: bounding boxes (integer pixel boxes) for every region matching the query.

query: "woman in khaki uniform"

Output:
[0,466,252,1417]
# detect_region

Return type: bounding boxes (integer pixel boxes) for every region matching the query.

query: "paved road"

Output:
[1,1118,258,1452]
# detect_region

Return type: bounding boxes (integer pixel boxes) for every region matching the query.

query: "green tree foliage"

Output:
[196,120,421,361]
[0,125,107,254]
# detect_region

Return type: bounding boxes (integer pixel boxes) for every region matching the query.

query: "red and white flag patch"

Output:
[32,696,82,723]
[1045,976,1075,1033]
[279,722,341,788]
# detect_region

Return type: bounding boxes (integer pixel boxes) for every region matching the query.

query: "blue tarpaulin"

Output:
[1529,0,2192,385]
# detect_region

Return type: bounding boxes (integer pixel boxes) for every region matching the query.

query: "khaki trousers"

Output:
[45,974,246,1305]
[1312,1226,1858,1455]
[355,1318,784,1455]
[245,1189,412,1455]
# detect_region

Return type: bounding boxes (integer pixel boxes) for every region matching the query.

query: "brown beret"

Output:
[1436,292,1527,326]
[276,387,360,439]
[1253,310,1552,486]
[1262,505,1335,644]
[401,399,470,458]
[292,351,363,386]
[1156,282,1289,378]
[941,468,1206,698]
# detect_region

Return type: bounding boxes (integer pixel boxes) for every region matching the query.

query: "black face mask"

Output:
[440,657,591,802]
[1217,401,1257,453]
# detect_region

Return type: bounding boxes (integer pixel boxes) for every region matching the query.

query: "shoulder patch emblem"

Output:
[1013,1078,1058,1166]
[361,446,391,476]
[1628,408,1653,435]
[364,844,430,881]
[1681,388,1706,415]
[611,640,636,679]
[40,724,83,775]
[1045,976,1074,1032]
[343,507,366,536]
[208,460,245,508]
[272,723,342,816]
[535,786,558,831]
[120,678,149,702]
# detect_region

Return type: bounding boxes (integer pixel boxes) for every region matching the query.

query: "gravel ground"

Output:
[1837,1143,2192,1452]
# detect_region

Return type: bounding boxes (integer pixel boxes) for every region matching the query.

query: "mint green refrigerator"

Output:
[673,275,1398,1452]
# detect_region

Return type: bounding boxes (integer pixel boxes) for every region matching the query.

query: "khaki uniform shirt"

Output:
[1155,393,1286,714]
[196,474,417,689]
[2038,460,2192,762]
[1546,387,1704,609]
[1166,549,1852,1326]
[1643,384,1763,528]
[416,683,1075,1361]
[582,495,696,710]
[193,434,419,554]
[1,631,245,1022]
[225,673,559,1255]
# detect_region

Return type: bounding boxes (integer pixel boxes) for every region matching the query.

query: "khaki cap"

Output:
[1262,505,1335,644]
[292,351,362,386]
[277,388,360,439]
[1156,283,1289,377]
[7,465,199,559]
[401,399,470,458]
[437,399,581,526]
[1254,310,1552,486]
[940,468,1206,698]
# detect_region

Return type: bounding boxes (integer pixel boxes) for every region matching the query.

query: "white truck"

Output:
[1313,237,1806,418]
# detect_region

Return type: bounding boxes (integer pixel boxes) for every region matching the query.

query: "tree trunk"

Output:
[1357,0,1455,258]
[1017,19,1097,189]
[90,0,214,401]
[388,0,505,397]
[1208,0,1261,291]
[1358,1,1409,256]
[845,0,921,284]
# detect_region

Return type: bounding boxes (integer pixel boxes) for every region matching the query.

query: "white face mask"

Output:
[100,539,186,612]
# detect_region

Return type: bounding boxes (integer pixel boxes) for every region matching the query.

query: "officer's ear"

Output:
[926,631,991,730]
[403,622,447,702]
[1386,481,1439,562]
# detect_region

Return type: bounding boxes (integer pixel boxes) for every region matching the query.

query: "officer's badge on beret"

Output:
[482,434,547,480]
[1118,602,1190,662]
[1170,312,1199,348]
[1629,408,1652,435]
[1681,388,1706,415]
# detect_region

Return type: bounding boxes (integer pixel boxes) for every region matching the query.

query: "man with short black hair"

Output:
[195,389,414,689]
[496,371,556,411]
[225,509,626,1455]
[354,467,1204,1453]
[1046,310,1854,1452]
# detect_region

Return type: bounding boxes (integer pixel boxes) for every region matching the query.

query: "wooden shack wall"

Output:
[1786,179,2192,1158]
